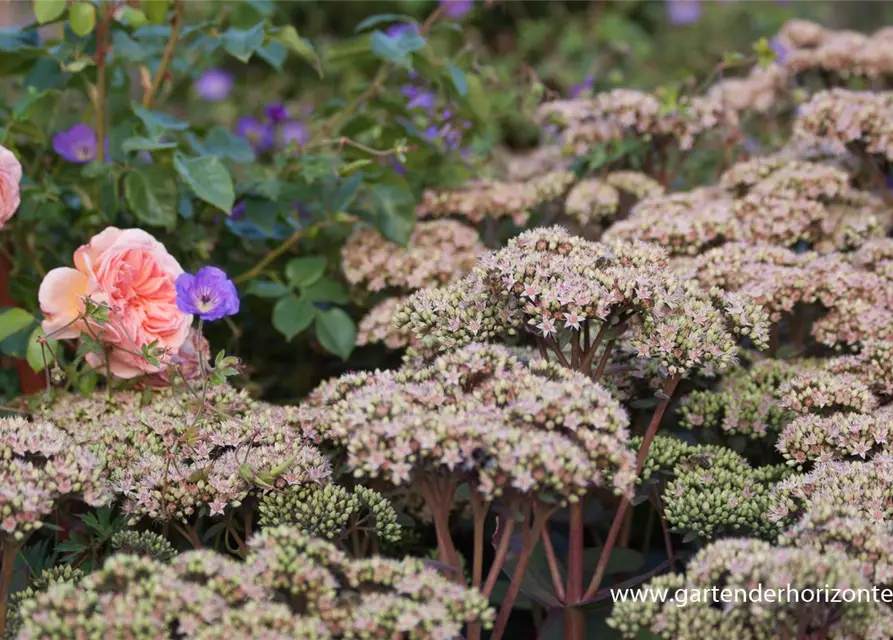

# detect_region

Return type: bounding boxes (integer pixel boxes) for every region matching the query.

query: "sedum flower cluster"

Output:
[258,483,401,544]
[42,385,330,523]
[356,296,416,350]
[608,538,893,640]
[0,417,109,542]
[297,342,636,501]
[563,171,665,227]
[397,226,768,376]
[17,526,492,639]
[417,170,576,226]
[794,89,893,161]
[110,530,178,562]
[4,565,85,639]
[538,88,737,154]
[678,358,804,439]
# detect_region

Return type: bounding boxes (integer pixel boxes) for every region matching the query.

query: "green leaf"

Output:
[272,294,316,341]
[464,73,491,121]
[354,14,416,32]
[203,127,255,163]
[69,2,97,37]
[246,280,290,299]
[285,256,326,288]
[275,25,322,77]
[302,277,350,304]
[27,327,58,373]
[0,308,34,342]
[222,23,265,63]
[448,63,468,96]
[368,175,416,245]
[314,308,356,360]
[370,29,425,68]
[132,102,189,138]
[173,152,235,213]
[125,165,178,228]
[33,0,66,24]
[256,40,287,70]
[114,6,148,28]
[581,547,644,577]
[141,0,170,24]
[122,136,178,152]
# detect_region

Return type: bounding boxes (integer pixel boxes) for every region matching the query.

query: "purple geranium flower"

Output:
[175,266,240,321]
[666,0,701,25]
[279,121,309,149]
[265,103,289,124]
[402,85,437,111]
[770,36,788,65]
[52,124,99,164]
[236,116,274,152]
[231,201,246,221]
[569,74,595,98]
[195,68,234,102]
[440,0,474,20]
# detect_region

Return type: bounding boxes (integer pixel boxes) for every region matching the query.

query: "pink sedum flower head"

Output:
[38,227,192,378]
[0,144,21,229]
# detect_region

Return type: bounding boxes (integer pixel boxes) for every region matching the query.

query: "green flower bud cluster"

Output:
[258,483,401,544]
[678,358,802,439]
[663,446,793,540]
[607,538,893,640]
[110,530,177,563]
[5,565,84,639]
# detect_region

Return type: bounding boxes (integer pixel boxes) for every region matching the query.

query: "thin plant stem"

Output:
[540,523,566,602]
[490,506,552,640]
[142,0,183,108]
[652,487,675,563]
[482,514,517,597]
[592,338,616,382]
[94,1,115,164]
[470,493,488,589]
[0,542,21,634]
[582,375,681,601]
[565,501,584,604]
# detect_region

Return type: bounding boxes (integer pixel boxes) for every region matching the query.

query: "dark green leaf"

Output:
[222,23,265,63]
[125,165,178,228]
[582,547,644,577]
[368,175,416,245]
[272,294,316,341]
[464,73,491,121]
[246,280,290,299]
[256,40,287,70]
[498,536,563,608]
[314,308,356,360]
[173,152,235,213]
[132,102,189,138]
[302,277,350,304]
[203,127,255,163]
[285,256,326,288]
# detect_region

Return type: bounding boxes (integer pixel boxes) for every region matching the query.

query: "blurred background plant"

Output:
[0,0,887,406]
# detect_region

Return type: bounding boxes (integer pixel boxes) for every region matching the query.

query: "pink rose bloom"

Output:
[0,144,22,228]
[38,227,193,378]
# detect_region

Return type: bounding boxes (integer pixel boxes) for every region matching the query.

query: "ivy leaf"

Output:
[69,2,97,37]
[173,152,235,214]
[222,23,265,63]
[314,308,356,360]
[33,0,67,24]
[285,256,326,288]
[271,294,316,341]
[125,165,177,228]
[0,308,34,342]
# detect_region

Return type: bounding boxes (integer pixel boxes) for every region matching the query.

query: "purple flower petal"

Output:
[235,117,274,152]
[175,266,240,321]
[195,68,234,102]
[666,0,701,25]
[440,0,474,20]
[265,103,289,124]
[279,121,309,149]
[52,124,98,164]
